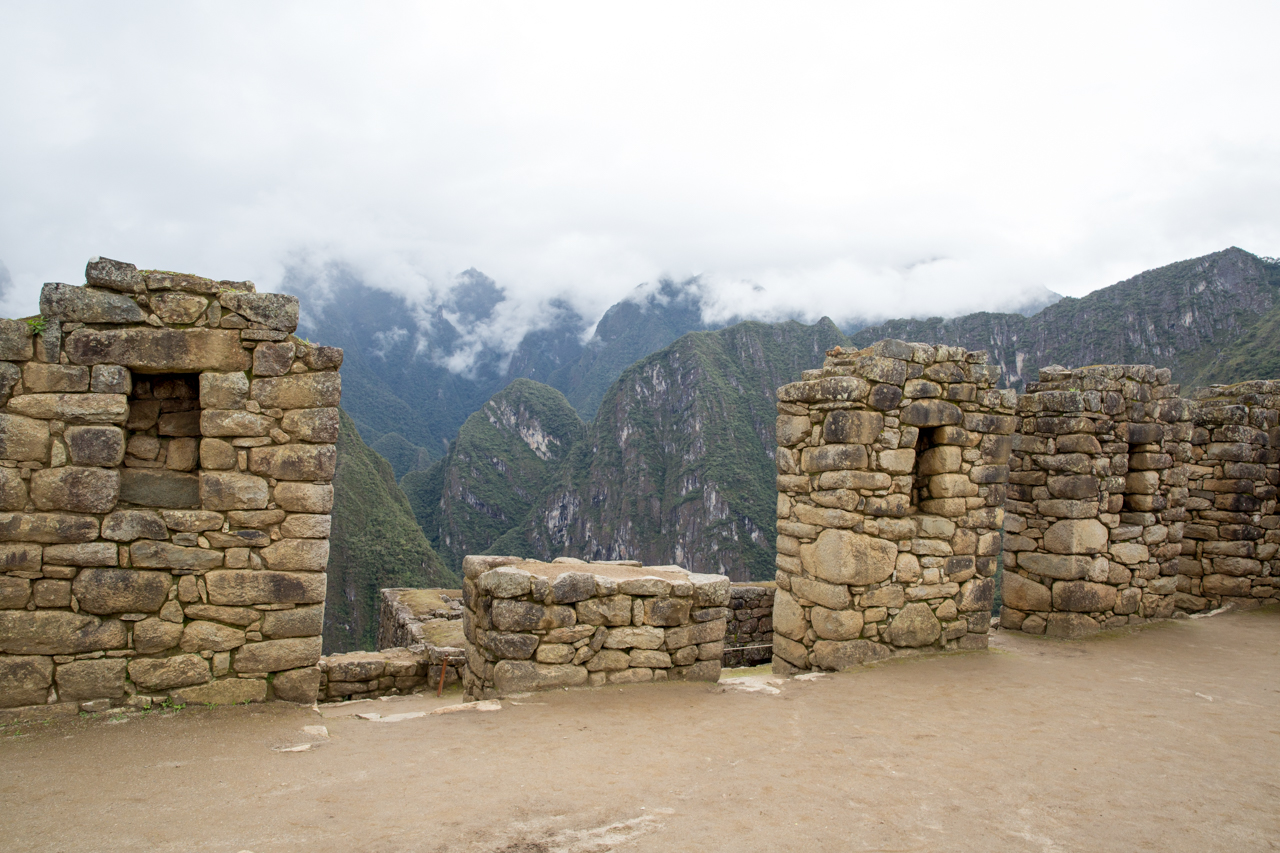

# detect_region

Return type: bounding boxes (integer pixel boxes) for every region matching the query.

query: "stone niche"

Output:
[1001,365,1192,638]
[772,340,1014,673]
[461,556,730,699]
[1177,381,1280,611]
[0,256,343,715]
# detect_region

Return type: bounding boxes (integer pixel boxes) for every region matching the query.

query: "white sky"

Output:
[2,2,1278,335]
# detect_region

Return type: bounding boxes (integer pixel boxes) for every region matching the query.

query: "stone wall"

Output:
[1000,365,1191,637]
[772,340,1012,673]
[462,556,730,699]
[377,587,463,651]
[1177,381,1280,611]
[723,583,774,667]
[318,644,465,702]
[0,257,341,714]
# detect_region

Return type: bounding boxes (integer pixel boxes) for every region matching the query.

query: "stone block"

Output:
[132,617,184,654]
[551,572,597,603]
[23,362,90,393]
[1201,574,1251,596]
[772,589,806,640]
[1052,581,1118,613]
[930,473,978,499]
[129,654,210,690]
[157,410,201,437]
[0,655,53,707]
[300,345,343,370]
[1109,542,1150,565]
[199,471,269,510]
[200,372,250,410]
[493,660,587,694]
[257,605,323,639]
[918,445,963,475]
[259,538,329,572]
[811,639,891,670]
[273,483,334,513]
[253,342,295,376]
[630,649,672,668]
[42,542,117,566]
[0,469,26,511]
[776,414,811,446]
[180,620,247,652]
[64,425,125,466]
[279,514,331,539]
[1045,612,1100,638]
[1019,553,1092,580]
[0,576,31,609]
[1044,519,1108,555]
[251,373,341,409]
[120,469,200,509]
[85,257,144,292]
[280,408,340,443]
[205,570,326,606]
[0,611,126,654]
[201,409,276,437]
[272,666,322,703]
[64,328,251,372]
[575,594,632,626]
[1002,573,1051,612]
[199,438,237,469]
[40,283,146,323]
[790,575,852,610]
[160,510,225,532]
[0,319,34,360]
[861,585,905,608]
[664,619,727,650]
[30,466,118,514]
[234,637,322,672]
[800,528,897,585]
[248,444,337,480]
[823,410,884,444]
[585,649,630,671]
[0,414,51,461]
[129,541,223,571]
[801,444,868,472]
[90,365,130,395]
[642,596,691,626]
[901,400,963,427]
[150,291,209,324]
[0,512,98,544]
[171,677,267,705]
[887,602,941,647]
[955,577,995,612]
[72,569,170,614]
[218,292,299,332]
[811,606,864,640]
[878,448,916,474]
[55,658,127,701]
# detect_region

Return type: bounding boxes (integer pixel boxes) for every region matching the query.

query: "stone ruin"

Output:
[0,257,342,715]
[771,340,1012,671]
[774,345,1279,673]
[460,556,730,699]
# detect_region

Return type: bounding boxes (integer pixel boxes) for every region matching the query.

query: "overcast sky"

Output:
[2,2,1278,339]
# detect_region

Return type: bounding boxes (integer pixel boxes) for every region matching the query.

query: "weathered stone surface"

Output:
[280,408,340,443]
[182,603,258,626]
[603,626,665,650]
[272,666,322,703]
[54,658,127,701]
[260,539,330,572]
[72,569,170,614]
[23,362,90,393]
[551,572,597,604]
[1052,581,1118,613]
[690,574,731,607]
[171,677,267,705]
[0,611,125,654]
[90,364,131,395]
[663,619,726,650]
[199,438,237,470]
[180,620,246,652]
[128,654,210,690]
[0,414,51,461]
[1019,553,1092,581]
[65,328,251,372]
[776,414,811,446]
[584,649,630,671]
[273,483,334,513]
[0,319,34,360]
[252,342,295,376]
[120,469,199,508]
[1002,572,1051,612]
[132,617,184,653]
[494,660,588,694]
[40,283,146,324]
[0,468,24,511]
[574,594,632,626]
[477,567,532,599]
[1044,519,1109,555]
[643,596,691,626]
[0,512,98,544]
[198,372,249,411]
[150,291,209,324]
[218,291,299,332]
[130,541,223,571]
[811,606,864,640]
[801,529,897,586]
[823,410,884,444]
[0,655,53,707]
[247,444,337,481]
[1201,574,1251,596]
[0,576,30,609]
[300,345,343,370]
[30,466,118,513]
[158,410,201,437]
[1109,542,1150,565]
[205,570,327,605]
[901,399,963,427]
[790,575,852,610]
[261,606,323,639]
[160,510,224,532]
[199,471,269,511]
[32,579,69,607]
[887,602,941,647]
[42,542,117,566]
[85,256,144,292]
[201,410,276,437]
[251,373,341,410]
[165,437,198,471]
[811,639,891,670]
[771,588,806,641]
[1045,612,1100,638]
[9,393,129,425]
[64,425,125,467]
[955,577,995,612]
[801,444,869,473]
[279,514,330,539]
[234,637,322,672]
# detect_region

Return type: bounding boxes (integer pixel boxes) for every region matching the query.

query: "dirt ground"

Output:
[3,606,1277,853]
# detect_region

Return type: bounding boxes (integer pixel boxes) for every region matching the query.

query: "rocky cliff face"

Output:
[851,248,1280,391]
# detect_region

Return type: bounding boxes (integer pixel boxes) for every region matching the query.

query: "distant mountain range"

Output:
[315,247,1280,645]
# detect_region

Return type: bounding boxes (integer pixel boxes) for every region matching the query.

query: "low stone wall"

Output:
[1001,365,1191,637]
[1177,382,1280,611]
[0,257,341,715]
[462,556,730,699]
[377,587,463,650]
[723,583,774,667]
[318,644,465,702]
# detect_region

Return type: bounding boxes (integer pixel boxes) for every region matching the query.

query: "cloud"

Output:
[0,2,1277,352]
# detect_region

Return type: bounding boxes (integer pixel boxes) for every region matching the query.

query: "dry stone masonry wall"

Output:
[0,257,341,715]
[1177,382,1280,611]
[1000,366,1192,638]
[722,583,774,667]
[461,556,730,698]
[771,341,1012,673]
